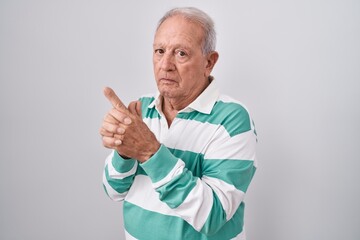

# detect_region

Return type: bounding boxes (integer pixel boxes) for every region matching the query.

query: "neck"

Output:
[161,77,211,126]
[161,98,179,126]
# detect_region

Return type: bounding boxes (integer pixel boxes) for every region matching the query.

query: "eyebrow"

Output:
[153,43,192,52]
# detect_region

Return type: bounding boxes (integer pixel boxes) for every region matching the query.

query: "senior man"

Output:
[100,7,257,240]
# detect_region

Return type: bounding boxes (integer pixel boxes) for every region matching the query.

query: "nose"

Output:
[160,53,175,71]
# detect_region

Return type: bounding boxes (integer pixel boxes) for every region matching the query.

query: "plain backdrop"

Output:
[0,0,359,239]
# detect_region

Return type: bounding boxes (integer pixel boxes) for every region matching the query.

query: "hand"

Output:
[99,87,160,162]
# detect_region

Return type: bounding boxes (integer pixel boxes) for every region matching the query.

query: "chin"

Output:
[159,88,179,99]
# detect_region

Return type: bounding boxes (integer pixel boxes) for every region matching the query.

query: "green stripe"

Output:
[112,151,136,173]
[135,165,147,176]
[102,184,109,197]
[105,165,134,194]
[123,201,203,240]
[140,144,179,183]
[168,148,255,193]
[203,159,256,192]
[139,96,155,110]
[200,191,226,236]
[135,147,203,178]
[143,147,254,209]
[139,96,160,119]
[123,201,244,240]
[177,101,251,137]
[252,119,257,136]
[156,169,198,208]
[202,202,245,239]
[136,148,204,178]
[169,148,204,178]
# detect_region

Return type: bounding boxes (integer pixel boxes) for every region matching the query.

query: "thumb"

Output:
[128,100,142,118]
[135,101,142,117]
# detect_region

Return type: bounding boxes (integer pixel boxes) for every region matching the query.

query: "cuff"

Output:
[140,144,180,184]
[112,150,137,173]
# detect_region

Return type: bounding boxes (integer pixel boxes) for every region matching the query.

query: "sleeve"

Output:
[102,150,138,201]
[140,111,257,236]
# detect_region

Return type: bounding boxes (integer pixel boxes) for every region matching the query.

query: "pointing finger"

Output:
[109,108,132,125]
[103,87,128,112]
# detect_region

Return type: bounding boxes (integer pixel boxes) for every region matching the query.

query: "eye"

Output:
[154,49,165,55]
[176,50,187,57]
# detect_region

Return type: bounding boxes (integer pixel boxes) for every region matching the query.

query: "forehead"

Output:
[153,15,204,48]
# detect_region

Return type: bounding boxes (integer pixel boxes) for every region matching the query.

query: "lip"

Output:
[159,78,177,83]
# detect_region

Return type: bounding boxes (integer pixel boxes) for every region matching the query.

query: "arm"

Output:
[100,87,159,200]
[103,151,138,201]
[140,108,257,236]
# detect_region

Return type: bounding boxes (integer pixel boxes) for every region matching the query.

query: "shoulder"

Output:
[212,94,254,136]
[139,93,156,107]
[214,95,251,116]
[138,93,159,119]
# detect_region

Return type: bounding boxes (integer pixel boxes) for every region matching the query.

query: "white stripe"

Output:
[145,117,256,162]
[124,229,138,240]
[102,170,127,202]
[165,119,219,153]
[143,118,162,140]
[104,151,114,165]
[108,158,138,179]
[143,117,161,130]
[218,95,257,162]
[125,175,179,217]
[202,176,245,221]
[173,178,213,231]
[145,117,222,154]
[152,159,185,189]
[205,129,257,161]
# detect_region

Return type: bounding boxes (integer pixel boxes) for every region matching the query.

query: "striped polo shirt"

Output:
[103,80,257,240]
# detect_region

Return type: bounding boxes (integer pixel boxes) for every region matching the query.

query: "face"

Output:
[153,15,218,106]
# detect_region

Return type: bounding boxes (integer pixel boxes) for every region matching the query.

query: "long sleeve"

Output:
[103,151,138,202]
[140,108,257,236]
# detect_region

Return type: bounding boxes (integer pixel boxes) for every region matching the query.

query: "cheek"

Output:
[152,58,157,68]
[152,61,160,75]
[179,63,205,79]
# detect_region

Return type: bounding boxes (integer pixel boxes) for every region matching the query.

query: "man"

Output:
[100,7,257,240]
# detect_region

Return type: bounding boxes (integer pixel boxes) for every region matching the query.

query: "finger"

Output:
[103,113,119,124]
[103,87,128,112]
[101,121,119,134]
[135,101,142,116]
[103,135,122,146]
[114,133,124,139]
[128,101,142,117]
[100,127,124,137]
[128,101,136,114]
[109,108,132,125]
[102,136,116,149]
[102,121,126,135]
[99,127,114,137]
[114,139,122,146]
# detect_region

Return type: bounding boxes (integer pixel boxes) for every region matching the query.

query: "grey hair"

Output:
[156,7,216,55]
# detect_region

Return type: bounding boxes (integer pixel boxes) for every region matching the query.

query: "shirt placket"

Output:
[158,113,170,143]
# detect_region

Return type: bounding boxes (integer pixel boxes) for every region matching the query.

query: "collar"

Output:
[148,79,220,115]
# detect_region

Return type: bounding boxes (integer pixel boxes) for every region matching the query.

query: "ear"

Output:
[204,51,219,77]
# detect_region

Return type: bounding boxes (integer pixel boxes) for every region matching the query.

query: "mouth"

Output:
[159,78,177,84]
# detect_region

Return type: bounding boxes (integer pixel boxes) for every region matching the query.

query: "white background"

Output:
[0,0,359,239]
